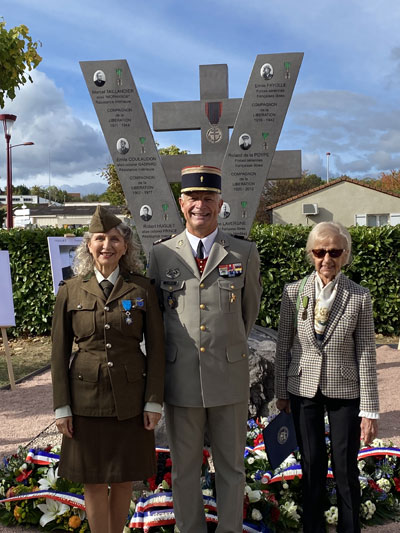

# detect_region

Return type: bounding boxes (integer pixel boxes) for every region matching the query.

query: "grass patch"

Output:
[0,336,51,388]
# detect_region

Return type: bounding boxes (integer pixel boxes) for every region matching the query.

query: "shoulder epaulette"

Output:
[58,280,66,286]
[153,234,176,245]
[232,234,249,241]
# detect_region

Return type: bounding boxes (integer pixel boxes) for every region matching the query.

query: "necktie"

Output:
[196,240,204,259]
[100,279,113,299]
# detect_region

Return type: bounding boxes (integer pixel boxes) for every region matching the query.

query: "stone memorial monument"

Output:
[81,54,302,252]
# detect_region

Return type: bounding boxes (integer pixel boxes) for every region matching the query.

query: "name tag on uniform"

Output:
[219,263,243,277]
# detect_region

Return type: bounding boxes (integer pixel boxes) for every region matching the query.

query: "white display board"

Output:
[0,251,15,327]
[48,236,83,295]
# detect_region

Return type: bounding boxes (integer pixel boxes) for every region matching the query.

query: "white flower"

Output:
[280,501,300,521]
[37,499,70,527]
[324,506,338,525]
[247,457,255,465]
[358,460,366,473]
[254,450,267,460]
[377,478,391,493]
[282,482,289,490]
[38,467,59,490]
[251,508,263,521]
[248,490,262,503]
[202,489,213,496]
[371,438,384,448]
[361,500,376,520]
[19,463,28,472]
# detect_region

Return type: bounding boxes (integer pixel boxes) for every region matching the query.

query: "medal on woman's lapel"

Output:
[302,295,309,320]
[122,300,133,325]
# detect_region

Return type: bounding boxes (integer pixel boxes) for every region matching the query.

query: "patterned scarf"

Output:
[314,272,340,341]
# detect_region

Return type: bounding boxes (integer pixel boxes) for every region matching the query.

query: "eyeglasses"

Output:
[312,249,345,258]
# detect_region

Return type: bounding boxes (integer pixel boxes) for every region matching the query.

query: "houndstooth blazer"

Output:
[275,271,379,413]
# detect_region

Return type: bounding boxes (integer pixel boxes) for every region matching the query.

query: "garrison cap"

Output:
[89,205,121,233]
[180,165,221,194]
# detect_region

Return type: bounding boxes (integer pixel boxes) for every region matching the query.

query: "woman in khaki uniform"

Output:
[51,206,165,533]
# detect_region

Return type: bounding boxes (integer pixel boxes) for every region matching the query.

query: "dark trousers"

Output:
[290,390,361,533]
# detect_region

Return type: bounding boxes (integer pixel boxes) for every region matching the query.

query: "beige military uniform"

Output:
[148,229,262,533]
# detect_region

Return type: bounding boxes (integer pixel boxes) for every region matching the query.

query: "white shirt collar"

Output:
[185,227,219,258]
[94,265,120,285]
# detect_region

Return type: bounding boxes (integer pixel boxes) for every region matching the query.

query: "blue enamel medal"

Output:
[122,300,133,325]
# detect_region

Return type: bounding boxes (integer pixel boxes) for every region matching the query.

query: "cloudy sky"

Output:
[2,0,400,193]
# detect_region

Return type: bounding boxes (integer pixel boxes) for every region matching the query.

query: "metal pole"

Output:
[6,134,13,229]
[326,152,331,183]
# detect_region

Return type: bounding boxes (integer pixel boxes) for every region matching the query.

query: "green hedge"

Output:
[2,224,400,337]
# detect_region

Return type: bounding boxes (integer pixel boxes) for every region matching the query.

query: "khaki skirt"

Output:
[58,414,156,484]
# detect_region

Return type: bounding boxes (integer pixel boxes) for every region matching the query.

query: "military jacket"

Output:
[51,271,165,421]
[147,229,262,408]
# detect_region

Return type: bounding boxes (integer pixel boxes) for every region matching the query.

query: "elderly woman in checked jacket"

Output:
[275,221,379,533]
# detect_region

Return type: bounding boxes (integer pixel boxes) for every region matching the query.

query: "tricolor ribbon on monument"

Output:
[0,490,85,510]
[26,449,60,465]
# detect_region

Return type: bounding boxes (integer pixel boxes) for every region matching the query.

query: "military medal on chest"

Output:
[122,300,133,325]
[302,295,309,320]
[167,293,178,309]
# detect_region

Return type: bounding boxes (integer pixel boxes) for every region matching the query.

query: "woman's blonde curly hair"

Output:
[72,223,143,277]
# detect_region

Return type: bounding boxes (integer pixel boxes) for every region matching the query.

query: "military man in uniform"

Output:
[148,165,262,533]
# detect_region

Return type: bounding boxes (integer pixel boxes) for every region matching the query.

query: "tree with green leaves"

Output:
[0,19,42,108]
[13,184,30,195]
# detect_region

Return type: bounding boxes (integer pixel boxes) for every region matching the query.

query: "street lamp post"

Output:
[0,114,34,229]
[326,152,331,183]
[0,114,17,229]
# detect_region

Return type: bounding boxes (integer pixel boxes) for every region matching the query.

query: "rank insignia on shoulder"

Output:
[58,280,66,286]
[153,234,175,245]
[232,234,249,240]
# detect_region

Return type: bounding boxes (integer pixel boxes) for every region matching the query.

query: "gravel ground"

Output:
[0,344,399,532]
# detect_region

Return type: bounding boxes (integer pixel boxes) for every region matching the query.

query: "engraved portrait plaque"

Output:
[220,53,303,236]
[80,60,183,255]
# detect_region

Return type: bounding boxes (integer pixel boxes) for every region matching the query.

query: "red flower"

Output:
[165,458,172,468]
[202,450,210,464]
[270,506,280,522]
[243,495,249,519]
[147,475,157,491]
[254,434,264,447]
[16,469,32,482]
[163,472,172,487]
[394,477,400,492]
[368,479,382,492]
[262,490,277,505]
